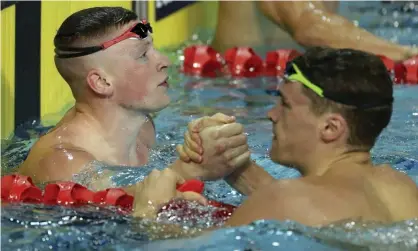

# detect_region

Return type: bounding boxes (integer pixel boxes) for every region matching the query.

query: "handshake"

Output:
[175,113,252,181]
[133,113,276,218]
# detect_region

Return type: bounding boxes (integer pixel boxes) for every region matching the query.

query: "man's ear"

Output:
[320,113,347,143]
[86,69,114,96]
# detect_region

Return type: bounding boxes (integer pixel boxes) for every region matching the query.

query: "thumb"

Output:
[190,114,235,133]
[159,168,186,187]
[198,117,233,131]
[211,113,236,123]
[173,169,186,185]
[179,191,208,206]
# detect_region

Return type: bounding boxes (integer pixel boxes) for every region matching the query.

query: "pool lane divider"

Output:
[181,45,418,84]
[1,173,236,220]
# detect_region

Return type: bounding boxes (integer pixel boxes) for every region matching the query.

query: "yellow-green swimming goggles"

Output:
[271,63,394,109]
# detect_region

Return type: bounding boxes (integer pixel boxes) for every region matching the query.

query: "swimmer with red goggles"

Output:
[55,20,153,58]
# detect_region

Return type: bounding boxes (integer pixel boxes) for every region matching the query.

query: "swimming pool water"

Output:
[2,2,418,250]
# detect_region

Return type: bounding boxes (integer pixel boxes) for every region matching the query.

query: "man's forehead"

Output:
[278,80,308,103]
[112,34,152,55]
[126,35,152,49]
[277,79,296,96]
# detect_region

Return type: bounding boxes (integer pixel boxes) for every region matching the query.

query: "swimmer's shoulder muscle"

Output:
[224,179,330,227]
[368,165,418,221]
[19,137,95,183]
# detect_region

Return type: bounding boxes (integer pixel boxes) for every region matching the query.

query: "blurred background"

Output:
[1,1,417,139]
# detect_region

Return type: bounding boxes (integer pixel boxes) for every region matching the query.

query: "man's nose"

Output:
[267,107,278,122]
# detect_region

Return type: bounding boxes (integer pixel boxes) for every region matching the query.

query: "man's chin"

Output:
[154,99,171,112]
[270,151,292,167]
[269,151,281,164]
[126,101,170,114]
[143,98,171,113]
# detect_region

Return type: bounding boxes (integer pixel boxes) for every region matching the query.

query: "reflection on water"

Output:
[2,2,418,250]
[2,203,418,250]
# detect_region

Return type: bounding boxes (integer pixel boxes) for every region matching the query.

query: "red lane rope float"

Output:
[265,49,302,77]
[181,45,418,84]
[1,174,236,220]
[182,45,224,78]
[224,47,264,78]
[394,56,418,85]
[172,179,236,219]
[1,174,43,203]
[93,188,134,210]
[176,179,205,193]
[378,54,395,73]
[43,182,95,206]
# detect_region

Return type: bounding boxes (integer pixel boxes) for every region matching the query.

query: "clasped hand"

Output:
[176,113,251,180]
[133,113,251,218]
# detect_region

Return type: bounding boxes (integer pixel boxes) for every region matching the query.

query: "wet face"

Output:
[267,81,320,167]
[101,22,171,113]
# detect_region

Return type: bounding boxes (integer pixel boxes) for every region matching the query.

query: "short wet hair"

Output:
[53,7,138,95]
[54,7,137,49]
[290,47,393,149]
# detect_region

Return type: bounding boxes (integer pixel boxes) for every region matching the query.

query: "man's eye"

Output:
[137,51,148,61]
[281,98,290,108]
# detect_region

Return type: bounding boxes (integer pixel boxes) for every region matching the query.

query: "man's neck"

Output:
[297,148,373,177]
[73,101,148,165]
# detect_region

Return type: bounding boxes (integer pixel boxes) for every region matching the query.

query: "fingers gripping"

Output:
[188,116,208,133]
[188,113,235,133]
[227,151,251,168]
[184,131,202,154]
[223,144,249,161]
[184,144,203,163]
[176,144,191,162]
[211,123,244,140]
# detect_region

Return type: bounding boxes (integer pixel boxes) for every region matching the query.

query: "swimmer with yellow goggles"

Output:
[269,62,394,109]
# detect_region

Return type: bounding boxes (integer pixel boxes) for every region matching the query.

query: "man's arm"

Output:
[225,160,275,196]
[258,1,413,61]
[124,159,214,196]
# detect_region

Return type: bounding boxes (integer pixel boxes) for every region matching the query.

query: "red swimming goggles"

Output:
[55,20,153,59]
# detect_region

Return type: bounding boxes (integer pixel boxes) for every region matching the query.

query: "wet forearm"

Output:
[294,12,408,60]
[168,159,203,181]
[225,161,275,196]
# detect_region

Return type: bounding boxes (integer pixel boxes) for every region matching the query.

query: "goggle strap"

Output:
[54,20,152,59]
[283,63,394,109]
[324,92,394,109]
[54,46,103,58]
[287,64,324,97]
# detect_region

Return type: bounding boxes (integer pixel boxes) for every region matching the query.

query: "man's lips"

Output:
[159,77,169,87]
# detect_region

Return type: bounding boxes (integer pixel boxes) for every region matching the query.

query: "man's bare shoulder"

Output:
[367,164,418,200]
[372,164,417,187]
[224,178,332,227]
[367,165,418,220]
[18,127,96,183]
